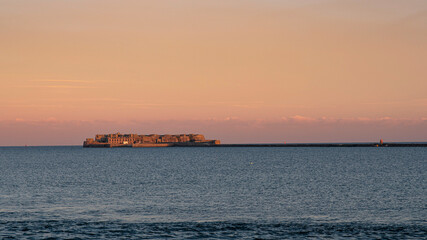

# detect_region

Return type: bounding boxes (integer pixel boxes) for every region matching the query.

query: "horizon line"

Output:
[2,141,427,148]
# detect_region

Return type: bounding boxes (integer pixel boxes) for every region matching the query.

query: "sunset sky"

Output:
[1,0,426,145]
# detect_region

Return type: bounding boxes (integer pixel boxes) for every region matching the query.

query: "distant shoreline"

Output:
[1,142,427,147]
[83,142,427,148]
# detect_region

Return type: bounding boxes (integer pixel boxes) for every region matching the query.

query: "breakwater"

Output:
[207,143,427,147]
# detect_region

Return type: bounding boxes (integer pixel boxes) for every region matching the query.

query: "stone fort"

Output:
[84,133,220,147]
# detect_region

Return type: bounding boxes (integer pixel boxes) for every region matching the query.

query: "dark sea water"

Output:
[0,146,426,239]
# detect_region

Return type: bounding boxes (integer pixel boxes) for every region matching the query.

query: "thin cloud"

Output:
[232,104,259,109]
[6,104,63,108]
[43,85,97,89]
[122,103,180,107]
[18,79,112,89]
[279,116,427,125]
[29,79,118,84]
[209,101,265,105]
[363,98,427,106]
[19,85,97,89]
[29,79,92,83]
[290,115,317,122]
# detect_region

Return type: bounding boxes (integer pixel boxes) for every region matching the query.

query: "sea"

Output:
[0,146,425,239]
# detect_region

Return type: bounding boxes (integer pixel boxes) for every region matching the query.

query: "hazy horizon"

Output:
[1,0,426,145]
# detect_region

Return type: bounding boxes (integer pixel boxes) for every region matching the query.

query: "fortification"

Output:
[83,133,220,148]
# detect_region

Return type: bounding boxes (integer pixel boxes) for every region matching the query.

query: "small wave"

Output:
[0,220,425,239]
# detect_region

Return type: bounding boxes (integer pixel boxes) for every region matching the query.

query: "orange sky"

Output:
[1,0,426,145]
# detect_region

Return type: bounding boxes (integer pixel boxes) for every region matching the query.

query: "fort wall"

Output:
[83,133,220,148]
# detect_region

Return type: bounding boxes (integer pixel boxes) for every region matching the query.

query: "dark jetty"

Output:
[208,143,427,147]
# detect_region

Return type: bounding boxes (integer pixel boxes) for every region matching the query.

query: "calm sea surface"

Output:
[0,146,426,239]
